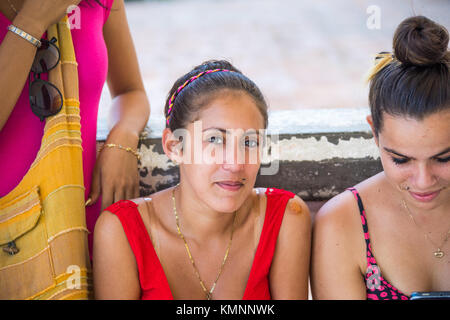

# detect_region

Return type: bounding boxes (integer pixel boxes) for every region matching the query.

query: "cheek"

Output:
[435,164,450,183]
[244,163,261,181]
[182,163,216,186]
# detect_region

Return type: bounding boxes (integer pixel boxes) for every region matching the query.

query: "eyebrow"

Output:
[202,127,261,135]
[202,127,227,133]
[383,147,450,159]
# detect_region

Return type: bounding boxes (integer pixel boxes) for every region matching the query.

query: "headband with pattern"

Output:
[166,68,232,125]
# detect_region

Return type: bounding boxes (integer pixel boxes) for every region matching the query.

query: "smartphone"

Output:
[411,291,450,300]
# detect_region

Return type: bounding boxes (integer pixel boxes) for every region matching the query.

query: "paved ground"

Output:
[99,0,449,124]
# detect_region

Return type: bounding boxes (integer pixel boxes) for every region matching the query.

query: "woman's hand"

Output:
[15,0,82,36]
[88,137,140,211]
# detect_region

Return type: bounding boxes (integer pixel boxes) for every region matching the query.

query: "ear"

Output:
[162,128,183,164]
[366,115,379,147]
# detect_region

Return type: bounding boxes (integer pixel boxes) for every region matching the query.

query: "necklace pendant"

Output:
[434,248,444,258]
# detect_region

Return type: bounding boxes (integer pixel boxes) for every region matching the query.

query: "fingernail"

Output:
[85,198,92,206]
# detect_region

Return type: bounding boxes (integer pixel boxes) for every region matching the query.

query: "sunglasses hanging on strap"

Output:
[8,24,64,120]
[29,37,63,121]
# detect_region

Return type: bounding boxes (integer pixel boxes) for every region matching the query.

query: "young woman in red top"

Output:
[93,60,311,300]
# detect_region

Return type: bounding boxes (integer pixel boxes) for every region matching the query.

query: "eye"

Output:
[435,156,450,163]
[244,139,259,148]
[207,135,223,144]
[391,157,409,165]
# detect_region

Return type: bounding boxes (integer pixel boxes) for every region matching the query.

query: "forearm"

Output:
[0,14,46,130]
[106,89,150,148]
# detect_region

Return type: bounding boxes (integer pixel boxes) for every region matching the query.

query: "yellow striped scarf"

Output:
[0,17,92,300]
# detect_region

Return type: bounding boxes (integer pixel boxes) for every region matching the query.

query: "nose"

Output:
[222,141,245,173]
[412,162,438,191]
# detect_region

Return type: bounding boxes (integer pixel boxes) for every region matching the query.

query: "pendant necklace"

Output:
[402,199,449,259]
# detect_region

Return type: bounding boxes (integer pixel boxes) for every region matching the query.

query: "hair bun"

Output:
[393,16,449,66]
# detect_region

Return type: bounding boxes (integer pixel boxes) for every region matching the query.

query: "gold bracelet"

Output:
[101,143,141,161]
[7,25,41,48]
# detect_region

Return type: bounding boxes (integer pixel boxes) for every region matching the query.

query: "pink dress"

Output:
[0,0,114,255]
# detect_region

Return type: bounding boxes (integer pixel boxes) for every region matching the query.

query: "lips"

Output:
[215,181,244,192]
[409,189,441,202]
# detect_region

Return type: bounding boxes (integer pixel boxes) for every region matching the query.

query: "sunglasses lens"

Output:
[31,41,60,74]
[29,80,63,119]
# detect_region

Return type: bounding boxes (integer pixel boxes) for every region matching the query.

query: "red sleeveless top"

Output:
[105,188,295,300]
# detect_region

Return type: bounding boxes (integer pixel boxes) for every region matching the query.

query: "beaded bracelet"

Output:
[101,143,141,161]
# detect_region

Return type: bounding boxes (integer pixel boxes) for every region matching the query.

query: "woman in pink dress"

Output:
[0,0,150,255]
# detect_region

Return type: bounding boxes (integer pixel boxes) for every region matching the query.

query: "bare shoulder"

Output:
[314,188,359,230]
[94,197,153,250]
[94,209,125,240]
[279,195,312,241]
[312,188,365,260]
[254,189,311,229]
[315,172,387,227]
[285,195,310,219]
[93,209,134,259]
[93,209,137,270]
[312,176,383,271]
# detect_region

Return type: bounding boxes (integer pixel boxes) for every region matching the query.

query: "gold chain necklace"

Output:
[171,186,237,300]
[402,199,450,259]
[7,0,18,14]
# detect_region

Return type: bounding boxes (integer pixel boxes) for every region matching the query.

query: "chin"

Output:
[210,202,242,214]
[209,188,247,213]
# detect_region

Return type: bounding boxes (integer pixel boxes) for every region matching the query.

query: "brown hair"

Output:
[368,16,449,136]
[164,60,269,131]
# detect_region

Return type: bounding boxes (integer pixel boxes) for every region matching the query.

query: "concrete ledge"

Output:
[97,108,382,201]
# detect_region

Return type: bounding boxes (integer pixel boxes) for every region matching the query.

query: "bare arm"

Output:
[93,210,141,299]
[0,0,81,130]
[88,0,150,210]
[0,15,40,130]
[310,193,367,299]
[269,196,312,300]
[103,0,150,142]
